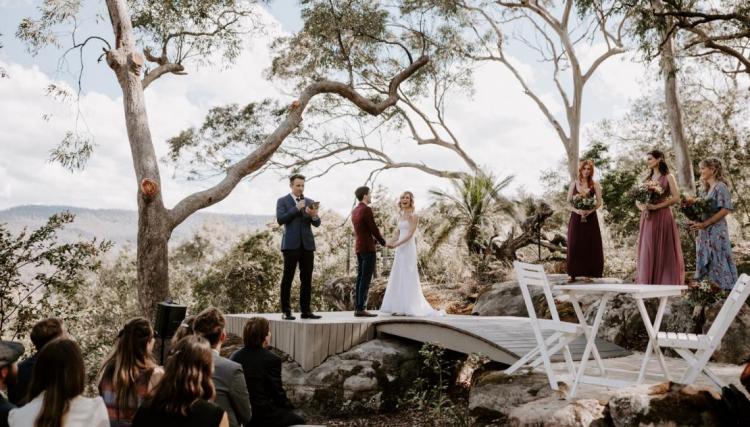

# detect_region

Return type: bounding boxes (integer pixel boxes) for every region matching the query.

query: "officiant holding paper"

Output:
[276,174,322,320]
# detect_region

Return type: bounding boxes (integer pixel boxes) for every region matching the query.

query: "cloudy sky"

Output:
[0,0,651,216]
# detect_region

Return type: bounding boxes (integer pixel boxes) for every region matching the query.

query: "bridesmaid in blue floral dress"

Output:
[690,158,739,290]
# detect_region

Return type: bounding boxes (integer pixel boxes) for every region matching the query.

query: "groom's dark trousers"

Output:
[277,194,320,313]
[351,202,386,311]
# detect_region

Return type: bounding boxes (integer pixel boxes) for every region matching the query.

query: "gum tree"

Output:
[18,0,428,316]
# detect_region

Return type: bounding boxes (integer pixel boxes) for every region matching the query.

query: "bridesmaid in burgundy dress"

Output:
[566,160,604,282]
[635,150,685,285]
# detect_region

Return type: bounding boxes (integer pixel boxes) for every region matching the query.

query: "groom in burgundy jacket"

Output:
[351,186,386,317]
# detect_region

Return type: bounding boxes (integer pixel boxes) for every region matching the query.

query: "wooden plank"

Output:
[335,323,345,354]
[327,321,337,355]
[343,322,353,351]
[294,323,303,368]
[228,312,631,371]
[313,323,325,367]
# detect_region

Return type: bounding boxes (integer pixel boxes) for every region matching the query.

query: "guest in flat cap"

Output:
[0,340,24,427]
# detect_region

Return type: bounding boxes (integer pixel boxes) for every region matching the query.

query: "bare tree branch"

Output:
[168,55,430,228]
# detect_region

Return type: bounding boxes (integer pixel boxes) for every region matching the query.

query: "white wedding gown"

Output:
[380,219,445,316]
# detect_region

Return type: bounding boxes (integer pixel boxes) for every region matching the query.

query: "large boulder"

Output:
[700,302,750,364]
[607,382,728,426]
[282,337,420,415]
[472,275,622,320]
[469,370,559,423]
[469,370,609,426]
[509,397,610,427]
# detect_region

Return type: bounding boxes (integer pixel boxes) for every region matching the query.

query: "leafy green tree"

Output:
[192,231,282,314]
[0,212,110,338]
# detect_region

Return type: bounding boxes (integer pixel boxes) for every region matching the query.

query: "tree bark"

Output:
[491,202,565,262]
[105,0,170,317]
[656,1,695,193]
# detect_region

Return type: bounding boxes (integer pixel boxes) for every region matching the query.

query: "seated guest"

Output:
[0,341,24,427]
[230,317,305,427]
[8,318,64,405]
[171,315,195,343]
[132,336,228,427]
[8,338,108,427]
[98,318,164,427]
[193,308,251,427]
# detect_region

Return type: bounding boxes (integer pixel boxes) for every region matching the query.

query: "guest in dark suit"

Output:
[0,340,24,427]
[276,174,322,320]
[8,318,63,405]
[193,308,252,427]
[351,186,386,317]
[230,317,304,427]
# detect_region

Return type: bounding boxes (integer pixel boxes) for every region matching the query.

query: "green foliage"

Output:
[426,171,515,255]
[399,343,470,427]
[0,212,110,339]
[600,166,642,239]
[270,0,408,87]
[65,247,142,391]
[130,0,256,65]
[684,279,729,309]
[192,230,282,314]
[166,100,286,179]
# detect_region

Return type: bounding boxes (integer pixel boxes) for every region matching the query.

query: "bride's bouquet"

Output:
[571,194,596,222]
[679,194,714,222]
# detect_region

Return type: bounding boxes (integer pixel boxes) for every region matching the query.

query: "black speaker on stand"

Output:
[154,300,187,364]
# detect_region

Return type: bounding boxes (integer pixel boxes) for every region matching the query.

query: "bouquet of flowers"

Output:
[629,180,664,205]
[679,194,714,222]
[685,279,728,308]
[571,194,596,222]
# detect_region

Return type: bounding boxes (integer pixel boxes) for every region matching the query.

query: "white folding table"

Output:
[554,284,687,398]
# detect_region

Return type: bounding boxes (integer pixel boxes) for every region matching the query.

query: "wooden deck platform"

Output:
[225,311,630,371]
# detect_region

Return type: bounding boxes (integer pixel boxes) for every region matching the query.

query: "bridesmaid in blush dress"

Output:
[635,150,685,285]
[566,160,604,282]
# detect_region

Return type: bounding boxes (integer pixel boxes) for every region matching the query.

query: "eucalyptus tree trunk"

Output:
[105,0,170,316]
[655,0,695,193]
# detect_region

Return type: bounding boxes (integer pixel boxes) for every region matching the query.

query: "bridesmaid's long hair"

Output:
[699,157,728,192]
[646,149,670,180]
[578,160,595,189]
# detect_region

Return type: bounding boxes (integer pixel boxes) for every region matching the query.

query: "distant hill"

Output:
[0,205,274,248]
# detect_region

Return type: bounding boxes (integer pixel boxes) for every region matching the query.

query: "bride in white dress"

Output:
[380,191,445,316]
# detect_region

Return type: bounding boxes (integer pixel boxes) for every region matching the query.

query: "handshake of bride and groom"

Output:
[276,175,442,321]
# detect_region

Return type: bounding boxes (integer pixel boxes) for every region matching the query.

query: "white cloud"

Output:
[0,8,652,218]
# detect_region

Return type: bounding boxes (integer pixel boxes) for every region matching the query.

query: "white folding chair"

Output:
[657,274,750,387]
[505,261,605,391]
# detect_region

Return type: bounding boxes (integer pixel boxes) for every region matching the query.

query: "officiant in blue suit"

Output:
[276,174,322,320]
